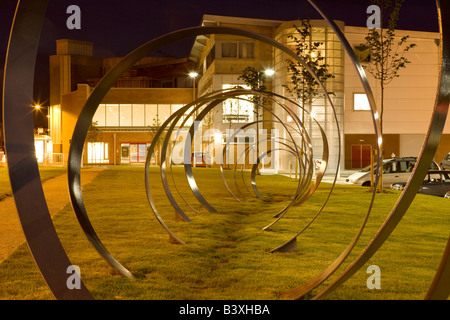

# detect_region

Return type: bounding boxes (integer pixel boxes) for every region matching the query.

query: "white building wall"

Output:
[344,26,445,133]
[343,26,450,159]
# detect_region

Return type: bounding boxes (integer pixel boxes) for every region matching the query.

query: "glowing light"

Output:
[264,69,275,76]
[213,133,222,142]
[189,72,198,78]
[310,111,316,119]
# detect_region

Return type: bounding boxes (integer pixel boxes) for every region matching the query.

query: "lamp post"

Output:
[189,71,198,101]
[255,69,274,174]
[33,104,41,134]
[189,71,199,167]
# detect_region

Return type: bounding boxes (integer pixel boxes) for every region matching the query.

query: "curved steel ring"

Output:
[67,25,317,272]
[218,90,335,245]
[218,92,315,204]
[147,84,326,246]
[281,0,449,300]
[4,0,447,301]
[151,88,308,243]
[2,0,94,299]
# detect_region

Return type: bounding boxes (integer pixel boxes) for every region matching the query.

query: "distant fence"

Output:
[48,153,65,166]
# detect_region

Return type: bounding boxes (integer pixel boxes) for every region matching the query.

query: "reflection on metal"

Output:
[426,236,450,299]
[3,0,448,301]
[280,0,384,299]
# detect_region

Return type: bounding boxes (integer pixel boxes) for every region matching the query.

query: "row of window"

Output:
[91,85,258,127]
[220,41,255,59]
[92,104,194,127]
[90,93,368,130]
[86,137,261,165]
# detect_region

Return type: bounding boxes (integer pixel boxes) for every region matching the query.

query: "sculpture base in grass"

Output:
[175,211,185,222]
[271,238,297,253]
[169,235,183,245]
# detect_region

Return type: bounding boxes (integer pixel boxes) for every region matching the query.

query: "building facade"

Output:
[48,15,450,171]
[49,39,196,165]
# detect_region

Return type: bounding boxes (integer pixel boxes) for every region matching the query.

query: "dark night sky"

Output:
[0,0,440,112]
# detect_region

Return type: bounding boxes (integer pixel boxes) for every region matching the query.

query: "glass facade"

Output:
[222,84,254,123]
[273,21,345,172]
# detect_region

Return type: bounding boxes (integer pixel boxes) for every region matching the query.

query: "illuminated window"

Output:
[132,104,145,126]
[172,104,193,127]
[222,84,254,123]
[354,93,371,111]
[34,140,44,163]
[105,104,119,126]
[93,104,106,126]
[87,142,109,164]
[91,104,194,127]
[158,104,172,123]
[119,104,132,126]
[145,104,158,126]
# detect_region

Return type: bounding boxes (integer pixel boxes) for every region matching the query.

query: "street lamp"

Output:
[255,68,275,174]
[189,71,199,166]
[264,68,275,77]
[189,71,199,100]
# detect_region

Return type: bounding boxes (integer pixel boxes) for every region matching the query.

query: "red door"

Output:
[352,145,372,169]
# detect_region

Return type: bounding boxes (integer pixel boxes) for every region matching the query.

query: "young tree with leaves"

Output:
[148,117,164,166]
[237,66,269,173]
[86,121,102,142]
[363,0,416,191]
[281,19,334,179]
[283,19,335,124]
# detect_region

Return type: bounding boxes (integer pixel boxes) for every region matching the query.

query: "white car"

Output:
[346,157,440,188]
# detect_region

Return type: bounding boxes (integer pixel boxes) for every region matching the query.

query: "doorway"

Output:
[351,145,372,169]
[120,142,151,164]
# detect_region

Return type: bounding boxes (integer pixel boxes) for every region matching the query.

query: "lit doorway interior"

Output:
[121,142,151,164]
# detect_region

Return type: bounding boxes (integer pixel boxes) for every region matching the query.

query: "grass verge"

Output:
[0,166,448,300]
[0,166,67,201]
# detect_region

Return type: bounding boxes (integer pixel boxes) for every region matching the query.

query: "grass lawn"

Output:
[0,166,67,201]
[0,166,448,300]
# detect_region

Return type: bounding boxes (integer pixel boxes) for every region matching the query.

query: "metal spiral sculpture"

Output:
[2,0,449,300]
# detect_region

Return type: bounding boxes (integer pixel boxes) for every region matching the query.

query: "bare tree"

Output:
[363,0,416,191]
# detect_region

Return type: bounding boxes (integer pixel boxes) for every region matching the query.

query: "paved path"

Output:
[0,168,104,264]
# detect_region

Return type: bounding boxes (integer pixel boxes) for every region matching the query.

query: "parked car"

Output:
[390,170,444,192]
[191,152,208,167]
[390,182,406,191]
[346,157,440,188]
[418,170,450,197]
[441,153,450,170]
